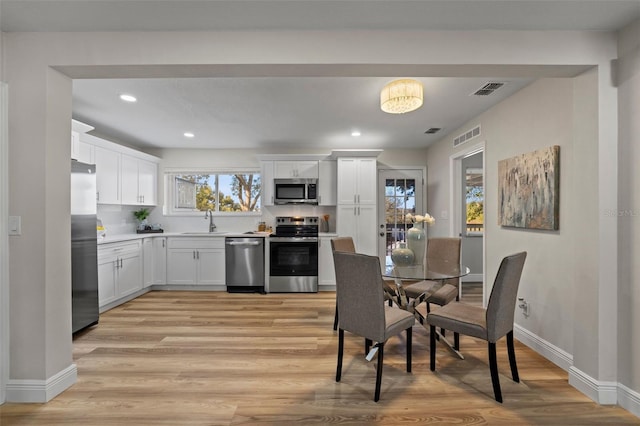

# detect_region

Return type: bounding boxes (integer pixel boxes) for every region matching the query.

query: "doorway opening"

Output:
[450,142,486,306]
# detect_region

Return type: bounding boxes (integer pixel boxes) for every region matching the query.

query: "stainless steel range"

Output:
[268,216,319,293]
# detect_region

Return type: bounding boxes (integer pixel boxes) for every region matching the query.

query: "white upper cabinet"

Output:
[78,130,159,206]
[94,146,121,205]
[318,160,337,206]
[274,160,318,179]
[71,119,94,163]
[121,154,157,206]
[261,160,275,206]
[337,158,377,205]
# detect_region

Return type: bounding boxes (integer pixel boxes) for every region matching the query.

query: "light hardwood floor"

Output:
[1,290,638,425]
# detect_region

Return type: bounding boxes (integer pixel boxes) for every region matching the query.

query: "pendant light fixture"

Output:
[380,79,423,114]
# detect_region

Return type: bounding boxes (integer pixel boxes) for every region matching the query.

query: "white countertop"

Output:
[98,231,338,244]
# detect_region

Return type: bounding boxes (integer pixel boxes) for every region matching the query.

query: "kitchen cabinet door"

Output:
[318,237,336,287]
[318,160,337,206]
[120,154,139,205]
[153,237,167,285]
[138,159,157,205]
[97,255,118,306]
[94,146,120,205]
[274,161,318,178]
[337,158,376,205]
[121,155,158,206]
[117,250,142,298]
[166,249,198,285]
[336,204,377,256]
[261,160,275,206]
[196,248,225,285]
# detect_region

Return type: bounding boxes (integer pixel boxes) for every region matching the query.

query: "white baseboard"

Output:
[462,273,483,282]
[569,366,618,405]
[6,363,77,403]
[618,383,640,417]
[514,323,573,371]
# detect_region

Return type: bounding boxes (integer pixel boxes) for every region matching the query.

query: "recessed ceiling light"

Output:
[184,132,195,138]
[119,94,137,103]
[351,131,361,137]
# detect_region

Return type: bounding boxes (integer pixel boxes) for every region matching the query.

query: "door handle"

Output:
[379,232,384,237]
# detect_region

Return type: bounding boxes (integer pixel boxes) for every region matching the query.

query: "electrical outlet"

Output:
[518,297,529,316]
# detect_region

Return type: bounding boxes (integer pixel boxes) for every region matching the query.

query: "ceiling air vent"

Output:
[424,127,441,134]
[453,125,481,148]
[471,81,505,96]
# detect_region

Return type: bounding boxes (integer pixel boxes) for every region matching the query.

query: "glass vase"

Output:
[391,243,414,266]
[407,223,426,265]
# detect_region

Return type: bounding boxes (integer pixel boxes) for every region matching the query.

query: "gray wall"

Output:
[617,19,640,401]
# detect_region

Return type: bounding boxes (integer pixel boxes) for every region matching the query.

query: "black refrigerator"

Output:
[71,160,99,333]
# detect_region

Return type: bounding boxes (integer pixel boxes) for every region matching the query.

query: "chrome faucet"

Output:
[205,209,216,232]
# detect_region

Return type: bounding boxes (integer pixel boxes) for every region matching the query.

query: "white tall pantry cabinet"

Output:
[336,157,378,255]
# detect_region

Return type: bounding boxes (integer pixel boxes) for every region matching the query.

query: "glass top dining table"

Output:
[383,259,470,282]
[383,259,470,359]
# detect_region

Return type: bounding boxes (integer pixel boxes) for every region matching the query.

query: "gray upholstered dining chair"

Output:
[331,237,395,331]
[404,237,461,309]
[427,251,527,403]
[330,237,357,331]
[403,237,461,345]
[333,251,414,402]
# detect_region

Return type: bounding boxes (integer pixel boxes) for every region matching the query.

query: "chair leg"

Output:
[507,330,520,383]
[454,332,460,350]
[365,338,372,355]
[406,326,412,373]
[333,305,338,331]
[336,329,344,382]
[488,342,503,403]
[388,298,393,307]
[429,325,436,371]
[374,342,385,402]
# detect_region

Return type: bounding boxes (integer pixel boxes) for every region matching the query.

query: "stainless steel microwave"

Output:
[274,179,318,205]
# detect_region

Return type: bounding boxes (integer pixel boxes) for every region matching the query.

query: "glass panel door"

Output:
[377,169,424,268]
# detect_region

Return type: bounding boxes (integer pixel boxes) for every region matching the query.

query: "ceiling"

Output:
[3,1,639,151]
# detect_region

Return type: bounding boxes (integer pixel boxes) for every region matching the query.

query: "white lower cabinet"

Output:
[98,240,142,307]
[166,237,225,285]
[318,236,336,287]
[143,237,166,287]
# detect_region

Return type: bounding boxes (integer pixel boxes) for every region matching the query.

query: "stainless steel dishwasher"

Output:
[225,237,265,293]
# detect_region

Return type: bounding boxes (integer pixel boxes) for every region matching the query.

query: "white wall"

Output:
[617,19,640,415]
[1,28,625,405]
[427,77,578,355]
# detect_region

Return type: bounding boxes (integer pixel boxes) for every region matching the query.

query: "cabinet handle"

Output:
[193,251,196,259]
[120,258,123,268]
[354,195,357,203]
[353,207,356,216]
[357,194,360,203]
[197,251,200,260]
[358,206,361,216]
[97,191,100,201]
[162,240,165,248]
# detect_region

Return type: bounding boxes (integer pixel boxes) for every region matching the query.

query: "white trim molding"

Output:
[514,324,573,372]
[569,366,618,405]
[6,364,77,403]
[618,383,640,418]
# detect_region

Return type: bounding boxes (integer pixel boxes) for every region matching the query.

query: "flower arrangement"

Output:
[405,213,435,226]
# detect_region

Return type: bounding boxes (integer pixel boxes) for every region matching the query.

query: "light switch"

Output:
[9,216,21,236]
[440,210,448,220]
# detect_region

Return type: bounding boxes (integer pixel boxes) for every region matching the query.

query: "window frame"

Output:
[164,167,262,217]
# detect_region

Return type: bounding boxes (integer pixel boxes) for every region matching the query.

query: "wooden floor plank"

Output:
[1,289,637,425]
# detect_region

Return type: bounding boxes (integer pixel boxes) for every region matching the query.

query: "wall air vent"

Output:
[471,81,505,96]
[424,127,442,134]
[453,125,481,148]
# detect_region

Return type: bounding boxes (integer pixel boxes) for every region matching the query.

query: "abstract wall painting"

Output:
[498,145,560,230]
